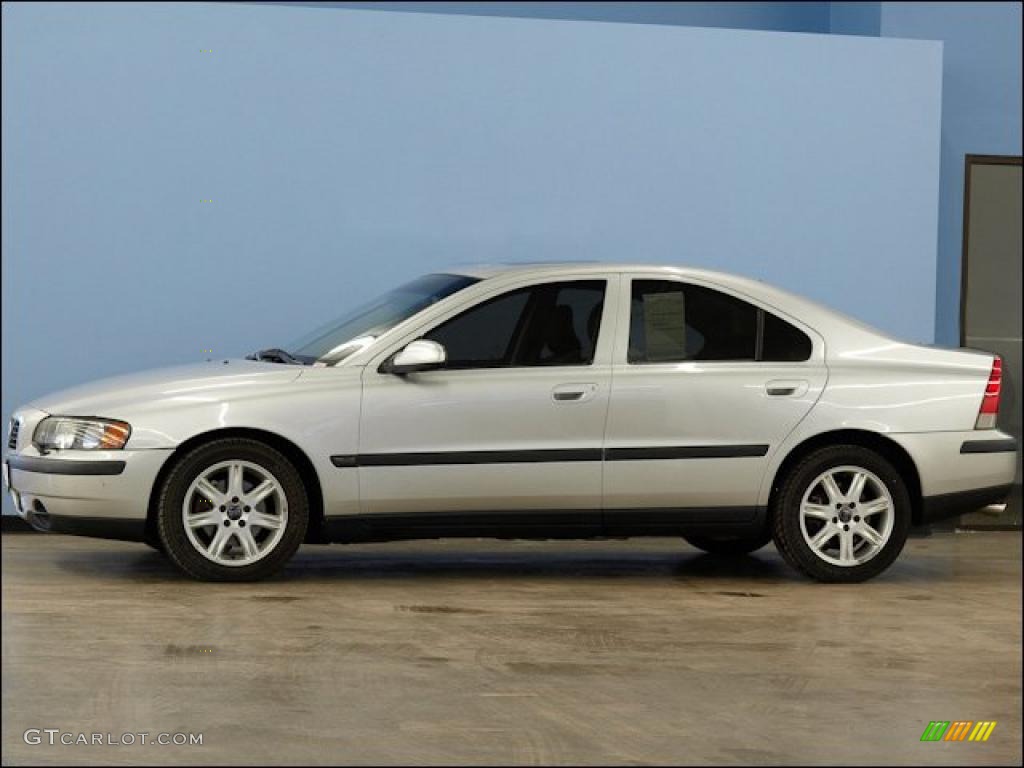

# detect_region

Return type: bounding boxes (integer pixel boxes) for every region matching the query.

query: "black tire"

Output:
[771,444,911,583]
[144,538,165,554]
[156,438,308,581]
[683,529,773,556]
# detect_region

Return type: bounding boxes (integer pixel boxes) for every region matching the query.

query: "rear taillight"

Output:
[975,356,1002,429]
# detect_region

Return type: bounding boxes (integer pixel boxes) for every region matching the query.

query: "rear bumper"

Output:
[920,483,1015,525]
[890,430,1017,525]
[891,430,1017,495]
[4,449,171,538]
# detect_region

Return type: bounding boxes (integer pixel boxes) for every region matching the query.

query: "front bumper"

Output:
[4,449,173,540]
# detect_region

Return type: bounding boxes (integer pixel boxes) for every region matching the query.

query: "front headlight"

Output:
[33,417,131,451]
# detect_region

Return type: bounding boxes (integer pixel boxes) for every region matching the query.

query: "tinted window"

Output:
[518,283,605,366]
[424,281,606,369]
[629,281,757,363]
[762,311,812,362]
[426,289,531,368]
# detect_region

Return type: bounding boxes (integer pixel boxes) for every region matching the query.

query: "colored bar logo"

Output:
[920,721,997,742]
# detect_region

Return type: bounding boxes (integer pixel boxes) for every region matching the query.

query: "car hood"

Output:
[28,360,305,416]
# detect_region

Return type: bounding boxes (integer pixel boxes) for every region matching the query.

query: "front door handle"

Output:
[765,379,809,397]
[553,383,597,403]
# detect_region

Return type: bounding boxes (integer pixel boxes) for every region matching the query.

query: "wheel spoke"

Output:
[838,531,856,563]
[858,523,884,547]
[245,479,276,507]
[802,502,833,521]
[821,474,843,504]
[195,477,224,505]
[238,528,260,559]
[860,498,890,517]
[227,463,245,499]
[248,511,283,530]
[186,509,222,529]
[207,526,232,559]
[847,471,867,503]
[809,524,836,552]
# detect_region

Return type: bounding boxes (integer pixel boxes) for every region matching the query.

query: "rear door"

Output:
[603,274,827,525]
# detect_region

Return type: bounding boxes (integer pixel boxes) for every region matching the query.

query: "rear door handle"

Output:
[553,383,597,403]
[765,380,809,397]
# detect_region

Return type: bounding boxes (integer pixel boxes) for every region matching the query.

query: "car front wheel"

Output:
[772,445,910,583]
[156,438,308,581]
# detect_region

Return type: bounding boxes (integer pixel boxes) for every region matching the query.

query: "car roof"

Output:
[449,262,768,284]
[447,262,808,311]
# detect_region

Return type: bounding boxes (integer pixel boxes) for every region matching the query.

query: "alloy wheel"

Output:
[181,460,289,567]
[798,465,894,567]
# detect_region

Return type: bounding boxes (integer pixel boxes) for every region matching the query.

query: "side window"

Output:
[762,311,812,362]
[628,280,813,364]
[424,288,531,368]
[629,281,757,362]
[424,280,606,369]
[517,282,605,366]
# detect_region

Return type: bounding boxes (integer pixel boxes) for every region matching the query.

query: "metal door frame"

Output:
[958,154,1022,530]
[959,154,1023,345]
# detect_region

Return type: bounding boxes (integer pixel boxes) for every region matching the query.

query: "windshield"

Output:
[288,273,479,363]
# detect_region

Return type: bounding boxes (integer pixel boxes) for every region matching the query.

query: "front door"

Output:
[603,274,827,525]
[358,275,617,518]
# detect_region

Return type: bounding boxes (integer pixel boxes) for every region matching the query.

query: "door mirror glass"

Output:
[388,340,447,374]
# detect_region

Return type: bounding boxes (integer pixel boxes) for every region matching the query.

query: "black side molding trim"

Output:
[960,438,1019,454]
[7,455,126,476]
[605,445,768,461]
[920,484,1014,525]
[356,449,602,466]
[330,444,768,467]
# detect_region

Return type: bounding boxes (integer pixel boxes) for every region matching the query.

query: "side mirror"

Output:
[387,340,446,375]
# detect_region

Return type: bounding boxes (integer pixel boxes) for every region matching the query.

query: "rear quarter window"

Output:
[761,312,812,362]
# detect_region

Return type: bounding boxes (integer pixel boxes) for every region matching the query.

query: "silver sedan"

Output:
[4,264,1017,581]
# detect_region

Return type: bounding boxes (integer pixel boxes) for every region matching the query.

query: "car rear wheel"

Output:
[772,445,910,583]
[156,438,308,581]
[683,529,772,555]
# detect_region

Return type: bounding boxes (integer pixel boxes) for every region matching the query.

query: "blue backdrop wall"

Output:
[829,2,881,36]
[2,3,942,514]
[299,1,833,31]
[271,3,1024,349]
[830,2,1023,345]
[878,2,1023,346]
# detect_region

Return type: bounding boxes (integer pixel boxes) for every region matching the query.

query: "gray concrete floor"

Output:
[2,532,1021,766]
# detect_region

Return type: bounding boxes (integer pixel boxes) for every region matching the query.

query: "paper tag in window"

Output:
[643,291,686,362]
